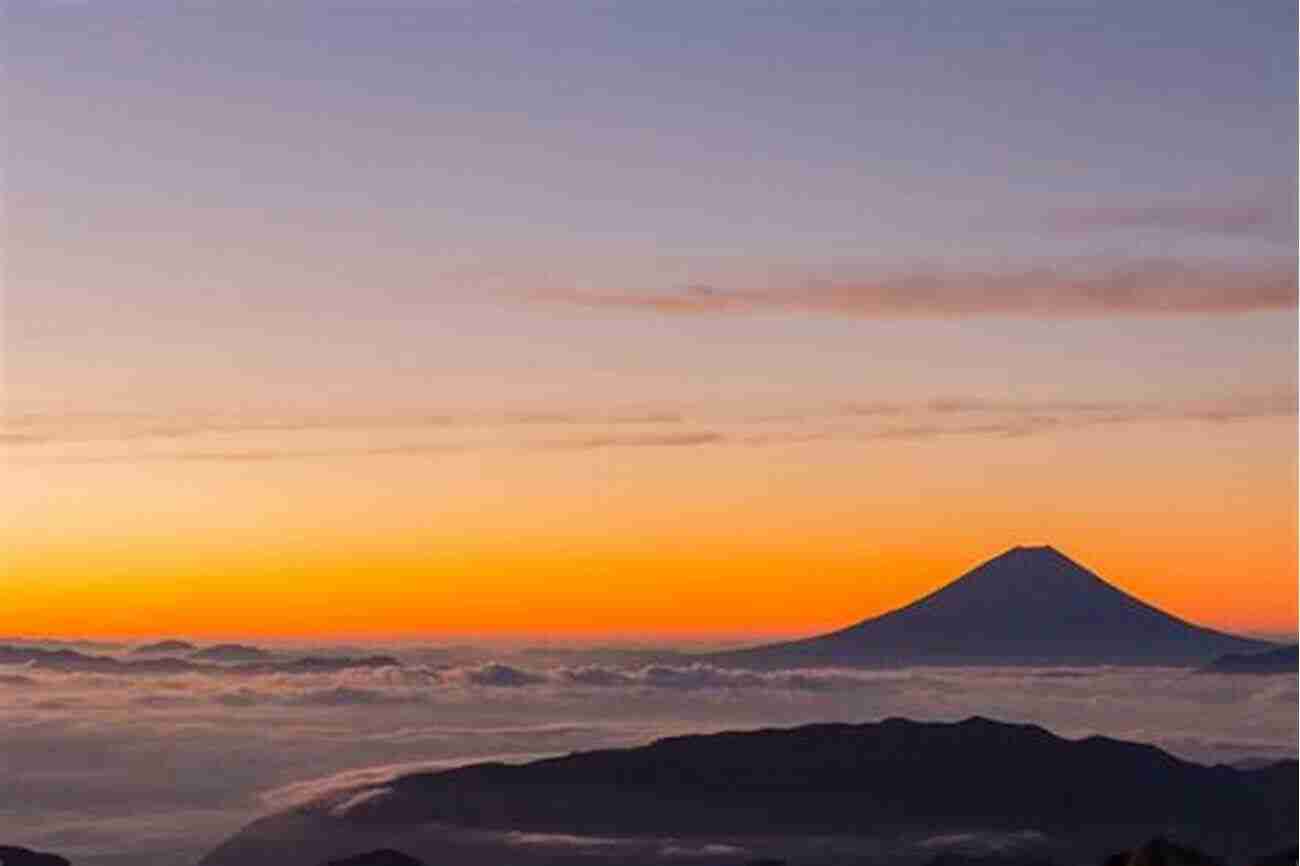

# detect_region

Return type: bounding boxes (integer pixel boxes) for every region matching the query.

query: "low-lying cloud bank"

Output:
[556,662,864,691]
[0,659,895,710]
[4,656,1298,717]
[2,653,1295,866]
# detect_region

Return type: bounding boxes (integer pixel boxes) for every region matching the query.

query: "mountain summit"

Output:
[708,545,1274,668]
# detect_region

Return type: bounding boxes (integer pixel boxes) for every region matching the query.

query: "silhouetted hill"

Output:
[0,644,196,674]
[0,637,121,651]
[236,655,399,675]
[1199,645,1298,675]
[191,643,273,662]
[707,546,1274,668]
[130,639,197,654]
[0,846,70,866]
[200,717,1297,866]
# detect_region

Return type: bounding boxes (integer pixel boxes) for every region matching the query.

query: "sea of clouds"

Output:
[1,642,1295,866]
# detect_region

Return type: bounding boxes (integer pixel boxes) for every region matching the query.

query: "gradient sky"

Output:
[4,0,1296,639]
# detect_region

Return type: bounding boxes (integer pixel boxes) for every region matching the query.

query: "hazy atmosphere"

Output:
[2,2,1296,865]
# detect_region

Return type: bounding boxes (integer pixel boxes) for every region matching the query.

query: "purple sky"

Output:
[7,1,1294,417]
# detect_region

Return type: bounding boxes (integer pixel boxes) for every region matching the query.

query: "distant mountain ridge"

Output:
[191,643,274,662]
[1200,645,1298,675]
[707,546,1274,668]
[0,644,397,677]
[130,639,197,654]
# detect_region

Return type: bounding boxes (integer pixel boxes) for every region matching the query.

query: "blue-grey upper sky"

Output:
[9,1,1293,308]
[6,0,1295,407]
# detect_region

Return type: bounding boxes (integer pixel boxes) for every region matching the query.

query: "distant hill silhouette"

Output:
[239,655,399,675]
[0,846,70,866]
[707,546,1275,668]
[130,639,197,654]
[0,644,196,674]
[191,643,274,662]
[0,644,395,677]
[200,716,1297,866]
[1199,645,1298,675]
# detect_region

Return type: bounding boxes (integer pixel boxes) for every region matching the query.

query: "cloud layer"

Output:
[2,647,1295,866]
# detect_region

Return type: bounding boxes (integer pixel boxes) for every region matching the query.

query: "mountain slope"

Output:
[200,717,1297,866]
[708,546,1273,668]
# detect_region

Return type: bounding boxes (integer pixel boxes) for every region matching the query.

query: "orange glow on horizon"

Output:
[5,526,1295,642]
[4,417,1295,642]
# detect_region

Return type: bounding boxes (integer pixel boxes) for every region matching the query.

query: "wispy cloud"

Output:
[0,407,686,446]
[539,431,725,451]
[853,391,1295,441]
[1045,200,1295,240]
[4,435,723,465]
[59,443,472,464]
[5,390,1292,464]
[503,410,685,426]
[533,258,1295,318]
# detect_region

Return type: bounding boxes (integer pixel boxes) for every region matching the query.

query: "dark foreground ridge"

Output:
[706,546,1275,668]
[322,851,426,866]
[200,716,1297,866]
[13,838,1298,866]
[0,846,70,866]
[1103,837,1298,866]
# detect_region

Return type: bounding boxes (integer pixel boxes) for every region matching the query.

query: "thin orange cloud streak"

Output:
[533,258,1297,318]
